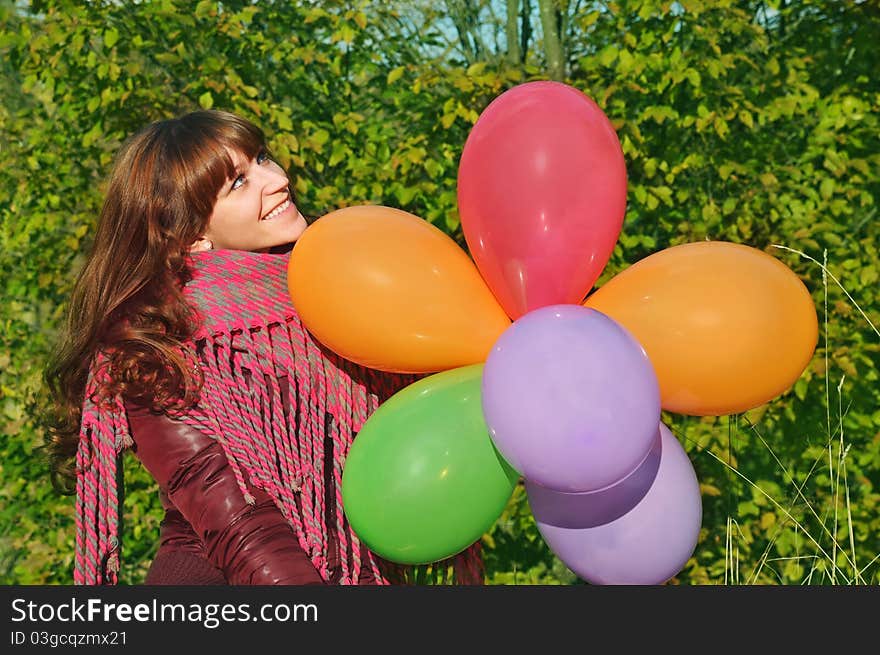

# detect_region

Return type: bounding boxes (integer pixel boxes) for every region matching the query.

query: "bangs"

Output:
[165,112,267,219]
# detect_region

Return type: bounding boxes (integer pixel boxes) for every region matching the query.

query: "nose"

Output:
[257,161,289,194]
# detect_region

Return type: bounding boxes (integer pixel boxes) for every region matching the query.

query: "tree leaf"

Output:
[387,66,405,85]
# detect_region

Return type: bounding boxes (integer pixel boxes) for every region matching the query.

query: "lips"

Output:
[261,197,291,221]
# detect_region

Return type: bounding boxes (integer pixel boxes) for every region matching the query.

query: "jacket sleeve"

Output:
[144,490,226,585]
[146,498,225,585]
[126,406,324,585]
[155,490,210,556]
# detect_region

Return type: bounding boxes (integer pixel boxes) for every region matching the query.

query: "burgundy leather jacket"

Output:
[127,406,377,585]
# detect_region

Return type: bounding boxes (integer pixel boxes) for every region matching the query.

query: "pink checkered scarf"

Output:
[74,249,484,585]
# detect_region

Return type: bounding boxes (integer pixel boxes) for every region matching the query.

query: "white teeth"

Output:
[262,199,291,220]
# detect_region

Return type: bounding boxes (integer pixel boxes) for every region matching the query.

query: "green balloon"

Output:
[342,364,519,565]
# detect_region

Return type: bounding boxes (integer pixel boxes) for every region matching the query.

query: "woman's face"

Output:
[203,148,308,252]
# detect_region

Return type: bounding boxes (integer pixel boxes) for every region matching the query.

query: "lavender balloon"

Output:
[482,305,660,492]
[527,423,702,585]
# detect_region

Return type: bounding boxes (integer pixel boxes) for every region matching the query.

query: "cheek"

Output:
[213,198,257,229]
[206,206,237,240]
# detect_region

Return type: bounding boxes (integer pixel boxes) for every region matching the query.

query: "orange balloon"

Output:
[288,205,511,373]
[585,241,818,415]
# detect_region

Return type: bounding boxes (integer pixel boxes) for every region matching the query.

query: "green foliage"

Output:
[1,0,877,585]
[482,483,581,585]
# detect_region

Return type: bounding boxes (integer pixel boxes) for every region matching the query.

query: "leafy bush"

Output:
[2,0,877,584]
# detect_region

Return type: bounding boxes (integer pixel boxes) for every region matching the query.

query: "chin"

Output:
[286,214,309,241]
[254,213,307,251]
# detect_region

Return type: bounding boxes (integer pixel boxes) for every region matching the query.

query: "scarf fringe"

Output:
[74,358,128,585]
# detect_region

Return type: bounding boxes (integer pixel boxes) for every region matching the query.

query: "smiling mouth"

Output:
[261,198,291,221]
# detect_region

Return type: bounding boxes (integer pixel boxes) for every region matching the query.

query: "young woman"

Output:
[44,110,483,585]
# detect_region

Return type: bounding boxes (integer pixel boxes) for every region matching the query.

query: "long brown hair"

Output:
[44,110,266,492]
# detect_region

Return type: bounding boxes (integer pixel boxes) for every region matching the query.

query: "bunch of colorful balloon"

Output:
[288,81,818,584]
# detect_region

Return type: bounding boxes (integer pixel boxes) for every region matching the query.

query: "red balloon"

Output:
[458,81,627,320]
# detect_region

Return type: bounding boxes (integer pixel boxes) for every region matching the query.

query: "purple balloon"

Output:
[527,423,702,585]
[527,433,661,529]
[482,305,660,492]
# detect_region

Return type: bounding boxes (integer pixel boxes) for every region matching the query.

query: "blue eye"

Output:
[229,151,270,191]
